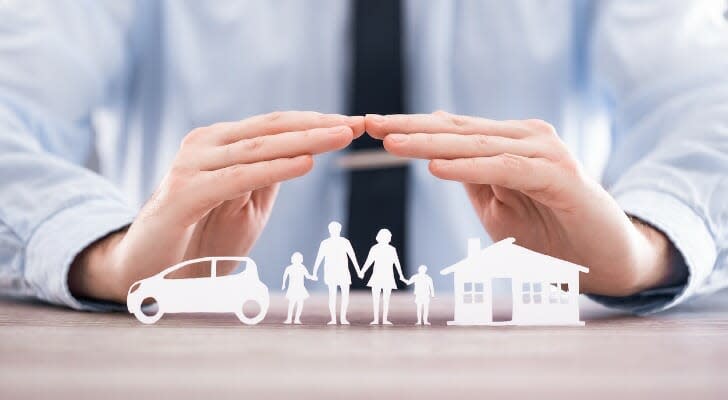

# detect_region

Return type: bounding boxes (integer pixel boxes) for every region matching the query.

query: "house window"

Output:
[522,282,543,304]
[463,282,485,304]
[533,283,543,304]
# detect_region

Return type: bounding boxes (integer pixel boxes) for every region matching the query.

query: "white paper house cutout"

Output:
[441,238,589,326]
[127,256,269,325]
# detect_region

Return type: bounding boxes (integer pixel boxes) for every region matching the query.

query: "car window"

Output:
[165,260,212,279]
[216,259,244,276]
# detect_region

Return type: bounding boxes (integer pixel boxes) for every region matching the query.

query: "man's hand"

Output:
[69,111,365,303]
[367,111,683,296]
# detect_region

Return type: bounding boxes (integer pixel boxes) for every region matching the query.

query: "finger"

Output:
[203,155,314,201]
[428,155,558,193]
[201,126,353,170]
[217,111,365,144]
[383,133,549,160]
[250,183,280,215]
[366,112,531,140]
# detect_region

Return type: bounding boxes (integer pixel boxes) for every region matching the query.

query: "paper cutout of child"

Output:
[404,265,435,325]
[282,252,315,324]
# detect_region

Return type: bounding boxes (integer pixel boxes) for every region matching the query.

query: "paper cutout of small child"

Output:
[282,252,315,324]
[403,265,435,325]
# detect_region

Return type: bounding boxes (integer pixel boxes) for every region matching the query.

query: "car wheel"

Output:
[132,297,164,324]
[235,297,269,325]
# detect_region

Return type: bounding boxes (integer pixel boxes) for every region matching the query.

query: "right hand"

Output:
[69,111,364,303]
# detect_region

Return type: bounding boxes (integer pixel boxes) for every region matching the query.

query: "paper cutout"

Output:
[127,256,270,325]
[441,237,589,326]
[359,228,406,325]
[282,252,315,324]
[403,265,435,325]
[125,223,592,328]
[311,221,361,325]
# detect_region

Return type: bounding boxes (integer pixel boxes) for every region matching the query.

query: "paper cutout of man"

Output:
[312,221,361,325]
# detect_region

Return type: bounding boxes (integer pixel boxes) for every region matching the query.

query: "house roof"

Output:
[440,237,589,275]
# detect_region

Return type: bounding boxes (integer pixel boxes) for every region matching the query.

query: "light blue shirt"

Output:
[1,0,727,314]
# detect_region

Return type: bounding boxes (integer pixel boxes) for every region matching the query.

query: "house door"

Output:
[491,278,513,322]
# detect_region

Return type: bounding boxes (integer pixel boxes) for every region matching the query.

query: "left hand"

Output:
[366,111,682,297]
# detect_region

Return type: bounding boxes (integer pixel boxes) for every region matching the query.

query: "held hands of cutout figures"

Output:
[366,111,683,297]
[69,112,365,303]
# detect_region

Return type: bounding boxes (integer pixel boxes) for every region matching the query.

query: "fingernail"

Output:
[388,134,408,143]
[366,114,385,123]
[431,159,449,169]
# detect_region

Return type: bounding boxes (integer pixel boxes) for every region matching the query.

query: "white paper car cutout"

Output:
[127,256,269,325]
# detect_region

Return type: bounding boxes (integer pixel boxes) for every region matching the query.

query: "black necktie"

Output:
[347,0,408,289]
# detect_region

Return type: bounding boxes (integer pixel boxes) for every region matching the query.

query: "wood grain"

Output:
[1,291,727,399]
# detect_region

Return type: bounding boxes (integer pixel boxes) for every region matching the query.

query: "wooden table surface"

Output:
[1,291,727,399]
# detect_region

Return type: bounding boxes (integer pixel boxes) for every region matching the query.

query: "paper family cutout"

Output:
[127,222,588,327]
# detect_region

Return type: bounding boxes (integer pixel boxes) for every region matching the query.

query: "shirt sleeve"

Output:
[0,2,138,310]
[586,0,728,314]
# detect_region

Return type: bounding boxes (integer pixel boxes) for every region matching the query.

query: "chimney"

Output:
[467,238,481,258]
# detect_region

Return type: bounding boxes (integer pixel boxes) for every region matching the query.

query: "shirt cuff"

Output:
[24,198,134,311]
[588,189,717,314]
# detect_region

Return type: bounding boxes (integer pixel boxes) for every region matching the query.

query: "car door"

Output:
[161,260,220,313]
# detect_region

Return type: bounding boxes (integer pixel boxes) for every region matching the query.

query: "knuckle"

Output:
[432,109,450,117]
[257,162,276,187]
[448,114,468,128]
[222,164,249,188]
[301,128,315,140]
[466,157,479,170]
[499,153,525,170]
[265,111,284,123]
[497,154,525,188]
[474,134,490,148]
[242,136,265,152]
[401,115,416,130]
[165,166,195,193]
[525,119,557,136]
[559,157,584,182]
[181,127,208,147]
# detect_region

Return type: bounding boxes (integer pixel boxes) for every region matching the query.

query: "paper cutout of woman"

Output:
[359,229,406,325]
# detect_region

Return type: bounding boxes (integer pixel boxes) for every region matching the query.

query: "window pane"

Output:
[474,282,484,293]
[464,294,473,304]
[561,283,569,292]
[522,293,531,304]
[464,282,473,292]
[522,282,530,293]
[474,294,484,303]
[533,294,542,304]
[165,261,211,279]
[533,282,542,293]
[550,294,558,304]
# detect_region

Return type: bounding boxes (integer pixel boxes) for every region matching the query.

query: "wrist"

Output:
[68,228,128,304]
[629,216,687,293]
